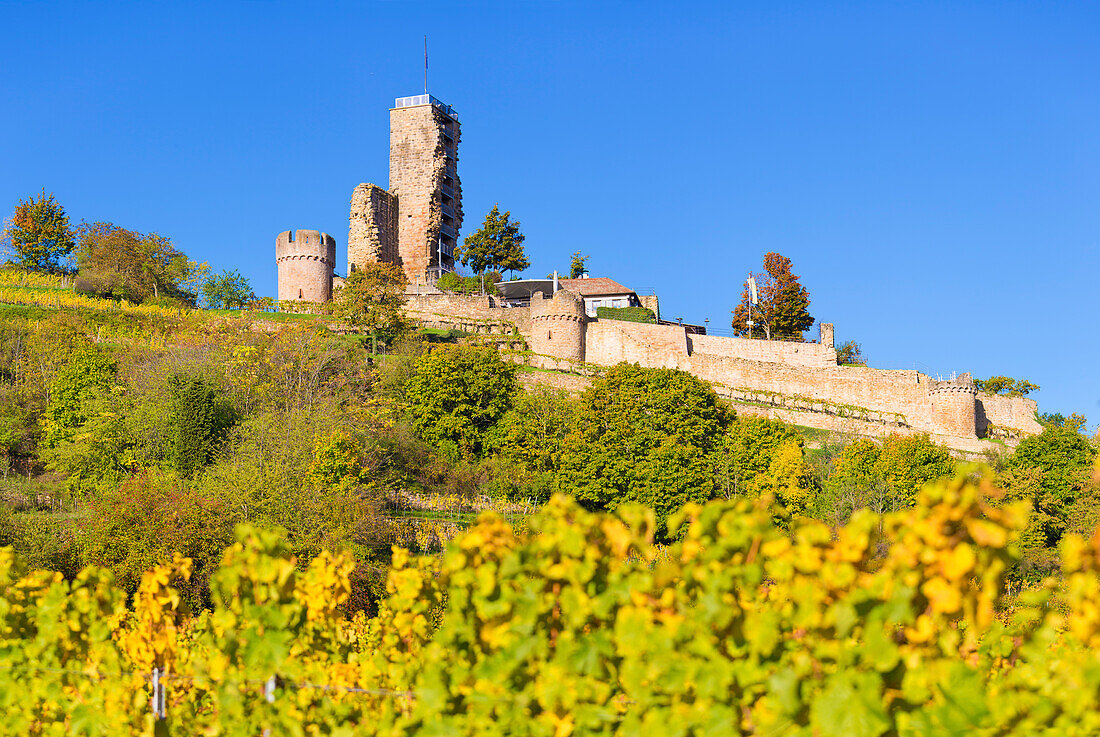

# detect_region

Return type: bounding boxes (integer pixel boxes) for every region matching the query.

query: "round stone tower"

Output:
[528,288,587,363]
[276,230,336,303]
[927,374,979,438]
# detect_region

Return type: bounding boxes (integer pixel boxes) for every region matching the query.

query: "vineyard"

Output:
[3,473,1100,735]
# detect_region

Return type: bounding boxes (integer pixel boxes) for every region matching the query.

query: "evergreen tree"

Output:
[3,190,75,272]
[168,374,235,478]
[731,252,814,339]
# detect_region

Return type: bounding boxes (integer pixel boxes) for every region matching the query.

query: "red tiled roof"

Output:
[558,277,634,297]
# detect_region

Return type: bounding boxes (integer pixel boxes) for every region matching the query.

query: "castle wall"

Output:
[585,320,688,368]
[583,319,838,369]
[404,293,530,335]
[686,357,934,428]
[276,230,335,303]
[397,290,1041,450]
[977,393,1042,436]
[688,333,838,367]
[348,184,398,271]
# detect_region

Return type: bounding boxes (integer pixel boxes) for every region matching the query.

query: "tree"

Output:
[334,262,409,353]
[42,346,116,447]
[822,434,955,517]
[405,346,518,459]
[1038,412,1088,433]
[167,374,236,478]
[1006,425,1095,502]
[837,340,866,366]
[556,363,730,537]
[569,251,588,279]
[488,385,576,481]
[2,190,75,272]
[75,221,204,303]
[201,269,253,309]
[713,416,804,500]
[456,205,529,278]
[975,376,1040,397]
[731,252,814,339]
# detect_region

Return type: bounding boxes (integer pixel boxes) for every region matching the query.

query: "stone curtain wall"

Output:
[585,320,688,368]
[583,321,838,369]
[347,184,398,271]
[275,230,335,303]
[688,333,838,367]
[404,294,531,335]
[977,393,1043,437]
[396,292,1042,448]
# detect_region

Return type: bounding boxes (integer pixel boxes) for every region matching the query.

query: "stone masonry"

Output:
[348,184,398,271]
[389,102,462,283]
[344,96,462,287]
[397,290,1043,452]
[275,230,336,303]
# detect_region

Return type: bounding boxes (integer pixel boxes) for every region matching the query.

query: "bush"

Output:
[556,363,729,536]
[595,305,656,324]
[405,346,518,458]
[436,272,500,296]
[167,374,237,478]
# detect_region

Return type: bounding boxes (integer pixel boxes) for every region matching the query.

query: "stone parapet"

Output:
[276,230,336,303]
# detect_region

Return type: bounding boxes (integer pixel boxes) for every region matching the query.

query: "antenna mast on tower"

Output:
[423,35,428,94]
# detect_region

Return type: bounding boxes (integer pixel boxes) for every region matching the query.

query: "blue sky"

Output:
[2,1,1097,423]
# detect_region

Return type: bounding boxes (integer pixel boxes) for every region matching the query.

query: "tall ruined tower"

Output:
[346,94,463,286]
[389,94,462,284]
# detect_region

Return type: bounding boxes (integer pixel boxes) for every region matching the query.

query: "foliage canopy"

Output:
[456,205,529,277]
[732,252,814,339]
[2,191,75,273]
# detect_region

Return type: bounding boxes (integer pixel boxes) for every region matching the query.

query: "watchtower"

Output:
[389,94,462,283]
[275,230,336,303]
[529,289,587,363]
[927,374,979,438]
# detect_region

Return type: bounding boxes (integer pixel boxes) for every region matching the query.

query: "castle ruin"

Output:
[275,229,336,303]
[273,91,1042,454]
[278,94,461,301]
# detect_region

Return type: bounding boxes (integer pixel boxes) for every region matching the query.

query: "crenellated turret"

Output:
[276,230,336,303]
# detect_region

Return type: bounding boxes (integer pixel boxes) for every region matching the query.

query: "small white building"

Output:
[557,277,639,317]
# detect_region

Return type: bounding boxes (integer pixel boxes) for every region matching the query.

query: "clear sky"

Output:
[2,1,1097,424]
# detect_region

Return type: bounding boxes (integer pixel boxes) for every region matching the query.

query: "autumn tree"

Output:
[816,434,955,524]
[975,376,1040,397]
[75,221,206,303]
[836,340,866,366]
[456,205,529,278]
[731,252,814,339]
[569,251,588,278]
[2,191,75,272]
[334,262,410,353]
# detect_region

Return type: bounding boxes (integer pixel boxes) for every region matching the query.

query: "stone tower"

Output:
[388,94,462,284]
[276,230,336,303]
[928,374,979,438]
[529,289,587,363]
[348,183,398,271]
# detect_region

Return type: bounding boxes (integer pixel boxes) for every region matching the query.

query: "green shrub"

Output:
[595,306,656,324]
[436,272,500,296]
[168,374,236,478]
